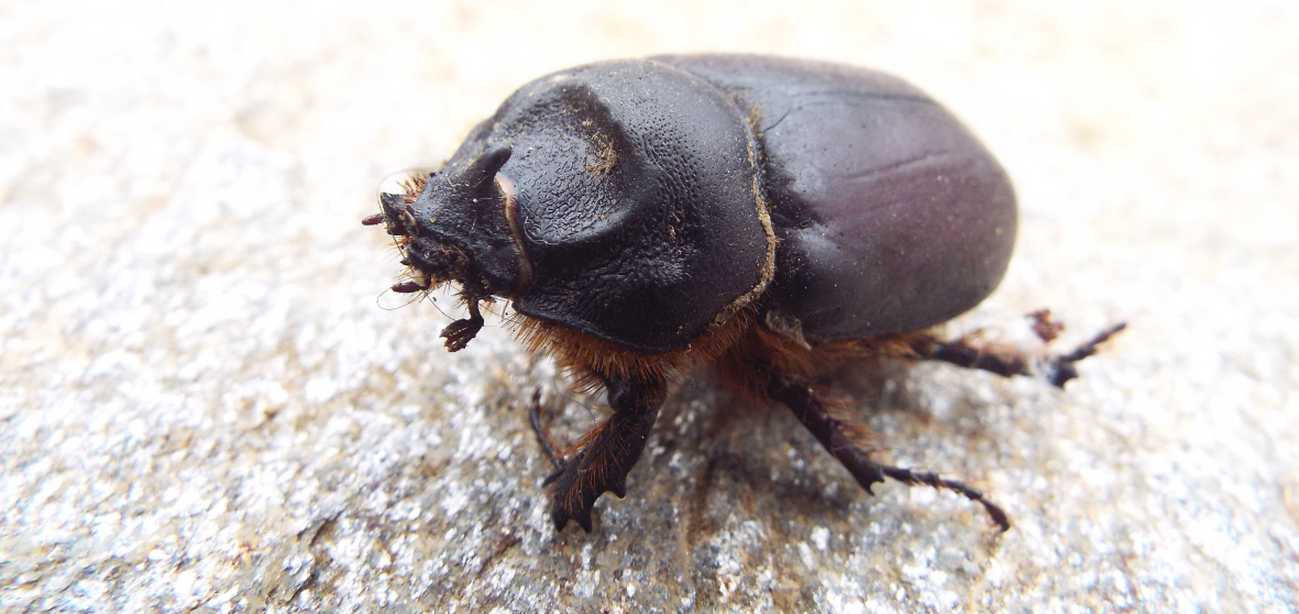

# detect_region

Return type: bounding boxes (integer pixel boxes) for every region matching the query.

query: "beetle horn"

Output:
[379,191,405,212]
[460,145,512,190]
[379,192,415,236]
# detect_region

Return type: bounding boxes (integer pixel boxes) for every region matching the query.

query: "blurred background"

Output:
[2,1,1296,611]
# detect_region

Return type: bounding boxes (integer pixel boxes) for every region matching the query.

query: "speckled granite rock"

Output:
[3,2,1297,612]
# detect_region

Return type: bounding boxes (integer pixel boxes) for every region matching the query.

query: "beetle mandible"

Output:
[363,54,1125,532]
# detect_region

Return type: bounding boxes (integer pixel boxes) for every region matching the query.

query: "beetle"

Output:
[363,54,1125,532]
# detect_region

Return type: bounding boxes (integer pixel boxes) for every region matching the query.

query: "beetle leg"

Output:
[527,388,563,472]
[767,374,1010,531]
[440,299,484,352]
[544,376,666,532]
[908,319,1127,388]
[1040,322,1128,386]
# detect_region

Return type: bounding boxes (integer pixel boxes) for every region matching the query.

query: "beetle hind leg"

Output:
[540,377,666,532]
[907,311,1126,388]
[767,374,1010,531]
[1039,321,1128,386]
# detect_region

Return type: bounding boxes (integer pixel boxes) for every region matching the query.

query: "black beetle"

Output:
[363,54,1124,532]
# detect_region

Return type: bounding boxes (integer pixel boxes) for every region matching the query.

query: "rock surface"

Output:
[2,2,1297,612]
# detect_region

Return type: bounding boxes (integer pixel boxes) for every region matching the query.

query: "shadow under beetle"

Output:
[362,54,1125,533]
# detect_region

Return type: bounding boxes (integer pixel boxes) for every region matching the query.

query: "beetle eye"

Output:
[377,168,431,205]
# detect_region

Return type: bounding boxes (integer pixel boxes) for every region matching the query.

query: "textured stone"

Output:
[2,2,1297,612]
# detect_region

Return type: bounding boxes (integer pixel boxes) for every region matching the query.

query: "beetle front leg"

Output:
[440,299,484,352]
[544,376,666,532]
[767,374,1010,531]
[908,313,1126,387]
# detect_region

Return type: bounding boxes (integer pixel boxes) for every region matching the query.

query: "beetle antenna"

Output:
[376,288,422,311]
[390,281,427,294]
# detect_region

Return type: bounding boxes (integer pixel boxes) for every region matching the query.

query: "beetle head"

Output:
[368,145,527,302]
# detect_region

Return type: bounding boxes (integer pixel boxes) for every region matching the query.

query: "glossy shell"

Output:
[443,55,1016,351]
[657,55,1017,341]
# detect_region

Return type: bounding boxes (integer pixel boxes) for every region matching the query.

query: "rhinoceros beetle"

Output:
[363,54,1125,533]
